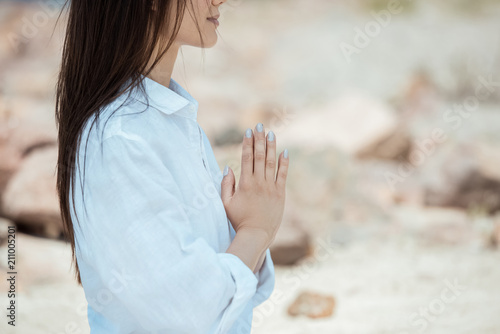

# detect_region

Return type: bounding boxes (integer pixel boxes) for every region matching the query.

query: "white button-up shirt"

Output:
[69,75,275,334]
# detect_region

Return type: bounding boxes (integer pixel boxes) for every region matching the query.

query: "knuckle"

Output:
[254,178,265,190]
[241,152,253,162]
[254,152,266,161]
[277,169,287,180]
[266,159,276,169]
[239,177,250,190]
[256,137,266,146]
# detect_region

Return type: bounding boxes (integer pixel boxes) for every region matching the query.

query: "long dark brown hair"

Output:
[55,0,209,284]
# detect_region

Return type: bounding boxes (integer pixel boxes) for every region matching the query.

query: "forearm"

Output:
[226,228,269,273]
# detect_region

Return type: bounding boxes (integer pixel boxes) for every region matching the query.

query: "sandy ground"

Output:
[255,236,500,333]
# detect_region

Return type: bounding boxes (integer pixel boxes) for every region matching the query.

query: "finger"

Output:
[265,130,276,182]
[241,128,254,179]
[221,165,235,204]
[253,122,266,179]
[276,149,289,189]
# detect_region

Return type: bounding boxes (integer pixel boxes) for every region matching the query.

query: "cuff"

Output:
[252,248,275,308]
[214,252,259,334]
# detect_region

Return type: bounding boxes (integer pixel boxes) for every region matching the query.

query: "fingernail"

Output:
[256,123,263,132]
[223,164,229,176]
[268,131,275,142]
[284,149,288,159]
[245,128,252,138]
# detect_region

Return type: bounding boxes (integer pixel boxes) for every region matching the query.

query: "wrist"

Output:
[254,250,267,275]
[236,227,270,253]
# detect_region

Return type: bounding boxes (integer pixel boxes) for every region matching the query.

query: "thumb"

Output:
[221,164,235,204]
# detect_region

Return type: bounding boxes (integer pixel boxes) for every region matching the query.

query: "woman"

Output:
[55,0,289,333]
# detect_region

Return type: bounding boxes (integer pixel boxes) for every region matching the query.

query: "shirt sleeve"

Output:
[252,248,275,308]
[75,132,260,334]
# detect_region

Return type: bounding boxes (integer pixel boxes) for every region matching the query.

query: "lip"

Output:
[207,16,220,27]
[207,14,220,20]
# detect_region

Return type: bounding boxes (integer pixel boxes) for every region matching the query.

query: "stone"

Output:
[270,220,312,265]
[0,217,14,247]
[276,93,411,159]
[1,145,62,238]
[287,290,336,319]
[356,127,412,161]
[213,126,244,146]
[0,118,57,200]
[391,206,475,245]
[424,144,500,214]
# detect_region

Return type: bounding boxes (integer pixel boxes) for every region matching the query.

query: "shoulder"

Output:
[82,90,172,147]
[77,94,157,161]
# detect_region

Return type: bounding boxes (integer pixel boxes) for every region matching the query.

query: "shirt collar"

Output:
[129,74,199,120]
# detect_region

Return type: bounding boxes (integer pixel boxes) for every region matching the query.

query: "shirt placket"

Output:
[195,122,213,181]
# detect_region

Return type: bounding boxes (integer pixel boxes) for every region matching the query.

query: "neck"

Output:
[146,43,180,89]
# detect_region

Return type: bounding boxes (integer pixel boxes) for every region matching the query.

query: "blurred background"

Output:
[1,0,500,333]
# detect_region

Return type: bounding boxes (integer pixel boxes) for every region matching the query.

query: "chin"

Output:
[181,30,217,48]
[190,36,217,48]
[203,37,218,48]
[201,30,218,48]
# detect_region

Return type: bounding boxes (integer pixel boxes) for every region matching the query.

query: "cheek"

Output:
[174,2,216,46]
[194,0,212,26]
[176,14,198,39]
[175,19,208,46]
[182,6,206,33]
[182,19,206,42]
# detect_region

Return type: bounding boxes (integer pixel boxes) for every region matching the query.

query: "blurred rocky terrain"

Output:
[1,0,500,333]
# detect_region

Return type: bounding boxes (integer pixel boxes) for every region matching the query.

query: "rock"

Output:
[287,290,336,319]
[391,206,480,246]
[0,217,14,247]
[3,59,59,98]
[270,220,312,265]
[0,142,19,201]
[0,2,63,60]
[213,126,244,146]
[0,3,30,59]
[356,127,412,161]
[399,69,441,119]
[276,93,411,159]
[0,145,62,238]
[424,144,500,214]
[0,118,57,200]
